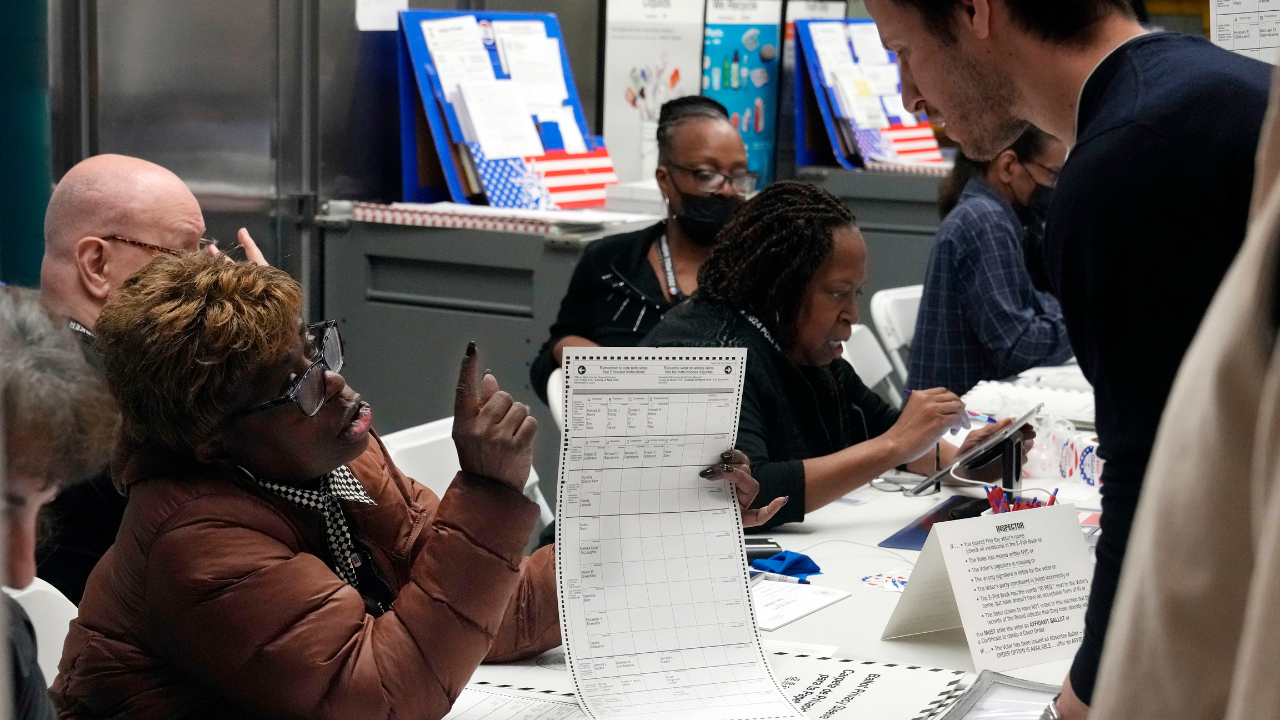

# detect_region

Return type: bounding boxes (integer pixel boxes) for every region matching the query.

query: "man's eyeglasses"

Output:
[102,235,218,257]
[233,321,344,420]
[667,163,759,195]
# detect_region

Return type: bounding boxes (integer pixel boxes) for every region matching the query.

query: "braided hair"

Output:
[696,181,856,351]
[656,96,731,165]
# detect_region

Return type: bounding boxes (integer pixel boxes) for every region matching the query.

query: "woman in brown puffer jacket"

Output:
[50,253,561,719]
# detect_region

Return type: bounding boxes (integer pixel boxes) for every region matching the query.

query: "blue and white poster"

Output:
[701,0,785,185]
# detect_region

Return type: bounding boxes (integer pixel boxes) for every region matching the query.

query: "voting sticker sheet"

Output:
[556,349,802,720]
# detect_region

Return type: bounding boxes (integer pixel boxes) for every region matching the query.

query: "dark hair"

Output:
[0,286,116,488]
[656,96,731,164]
[937,125,1054,216]
[895,0,1133,44]
[696,181,856,351]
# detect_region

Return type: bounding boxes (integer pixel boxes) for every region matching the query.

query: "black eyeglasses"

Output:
[233,321,343,419]
[667,163,759,195]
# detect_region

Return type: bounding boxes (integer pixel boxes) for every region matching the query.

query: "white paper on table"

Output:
[861,63,901,95]
[847,23,892,65]
[883,504,1094,673]
[752,581,850,632]
[880,93,919,127]
[456,80,545,160]
[768,651,966,720]
[503,36,570,112]
[556,348,803,720]
[355,0,407,31]
[420,16,496,98]
[443,687,587,720]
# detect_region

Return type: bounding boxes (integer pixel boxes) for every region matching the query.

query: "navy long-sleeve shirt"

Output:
[908,178,1073,395]
[1043,32,1271,705]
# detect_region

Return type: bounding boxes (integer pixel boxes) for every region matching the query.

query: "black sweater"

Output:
[530,223,673,402]
[644,301,900,529]
[1043,33,1271,704]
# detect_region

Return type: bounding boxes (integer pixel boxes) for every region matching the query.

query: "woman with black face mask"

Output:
[906,126,1075,397]
[529,96,754,404]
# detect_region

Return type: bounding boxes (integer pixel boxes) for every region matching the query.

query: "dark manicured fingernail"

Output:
[484,368,492,376]
[466,341,476,356]
[721,451,734,461]
[699,467,715,478]
[722,464,734,473]
[780,496,789,505]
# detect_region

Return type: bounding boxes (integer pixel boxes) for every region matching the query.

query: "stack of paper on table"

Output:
[752,580,851,631]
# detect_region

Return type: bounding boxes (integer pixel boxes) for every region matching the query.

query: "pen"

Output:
[749,571,809,585]
[903,391,995,425]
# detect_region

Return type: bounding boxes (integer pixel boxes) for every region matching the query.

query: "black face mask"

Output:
[672,192,744,246]
[1014,183,1055,293]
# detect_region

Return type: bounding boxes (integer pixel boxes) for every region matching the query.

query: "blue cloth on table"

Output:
[750,550,821,579]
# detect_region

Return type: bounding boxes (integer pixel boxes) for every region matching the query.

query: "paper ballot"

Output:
[556,349,802,720]
[444,687,586,720]
[420,16,495,98]
[882,504,1093,673]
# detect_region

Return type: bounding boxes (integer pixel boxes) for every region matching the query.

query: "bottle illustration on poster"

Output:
[702,0,784,185]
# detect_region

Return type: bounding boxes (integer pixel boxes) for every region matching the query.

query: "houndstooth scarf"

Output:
[253,465,377,587]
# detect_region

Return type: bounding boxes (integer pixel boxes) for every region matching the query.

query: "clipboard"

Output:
[907,404,1042,496]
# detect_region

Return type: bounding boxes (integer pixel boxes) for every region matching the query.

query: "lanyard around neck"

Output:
[739,311,784,354]
[658,233,684,302]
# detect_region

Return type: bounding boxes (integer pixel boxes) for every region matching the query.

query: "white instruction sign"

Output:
[882,503,1093,672]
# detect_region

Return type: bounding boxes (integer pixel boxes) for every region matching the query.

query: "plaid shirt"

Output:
[907,178,1073,395]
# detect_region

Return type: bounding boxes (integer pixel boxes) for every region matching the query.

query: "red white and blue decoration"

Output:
[470,143,619,210]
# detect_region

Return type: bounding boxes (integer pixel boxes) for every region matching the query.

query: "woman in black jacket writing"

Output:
[645,181,1021,529]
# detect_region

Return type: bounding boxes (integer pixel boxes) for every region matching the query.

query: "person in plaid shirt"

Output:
[907,126,1073,396]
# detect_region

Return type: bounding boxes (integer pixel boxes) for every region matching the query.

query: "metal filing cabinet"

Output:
[321,206,653,505]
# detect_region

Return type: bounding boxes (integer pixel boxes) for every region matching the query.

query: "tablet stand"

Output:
[998,435,1023,494]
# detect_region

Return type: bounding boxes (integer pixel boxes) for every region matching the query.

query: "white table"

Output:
[760,479,1100,685]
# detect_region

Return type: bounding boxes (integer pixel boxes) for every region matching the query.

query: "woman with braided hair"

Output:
[646,181,1026,529]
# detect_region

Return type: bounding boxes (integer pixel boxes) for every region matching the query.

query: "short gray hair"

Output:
[0,286,116,487]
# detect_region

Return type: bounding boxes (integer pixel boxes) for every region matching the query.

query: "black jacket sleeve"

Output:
[530,245,610,403]
[736,366,805,531]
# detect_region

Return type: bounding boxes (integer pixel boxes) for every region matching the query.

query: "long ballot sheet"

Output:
[556,349,802,720]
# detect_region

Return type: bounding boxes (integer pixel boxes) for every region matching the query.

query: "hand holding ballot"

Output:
[699,448,789,528]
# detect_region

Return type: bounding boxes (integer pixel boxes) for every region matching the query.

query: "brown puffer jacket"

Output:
[50,432,560,719]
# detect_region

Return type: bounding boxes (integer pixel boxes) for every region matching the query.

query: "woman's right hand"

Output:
[453,342,538,493]
[884,387,967,464]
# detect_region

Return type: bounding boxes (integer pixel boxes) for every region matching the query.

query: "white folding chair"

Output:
[843,324,903,409]
[380,418,555,543]
[547,367,565,431]
[870,285,923,384]
[4,577,77,686]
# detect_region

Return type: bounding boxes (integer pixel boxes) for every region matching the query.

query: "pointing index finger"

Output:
[455,341,479,423]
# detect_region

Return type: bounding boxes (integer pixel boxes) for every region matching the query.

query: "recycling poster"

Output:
[701,0,785,185]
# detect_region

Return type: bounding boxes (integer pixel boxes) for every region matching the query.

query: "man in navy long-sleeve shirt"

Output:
[863,0,1271,716]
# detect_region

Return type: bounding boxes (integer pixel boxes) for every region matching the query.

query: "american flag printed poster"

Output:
[469,143,619,210]
[854,125,944,165]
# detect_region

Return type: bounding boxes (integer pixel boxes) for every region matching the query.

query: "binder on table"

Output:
[397,10,618,207]
[792,18,950,175]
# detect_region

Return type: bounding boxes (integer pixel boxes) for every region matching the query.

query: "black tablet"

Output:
[906,404,1042,496]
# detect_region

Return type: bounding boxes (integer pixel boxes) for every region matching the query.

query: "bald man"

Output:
[37,154,265,603]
